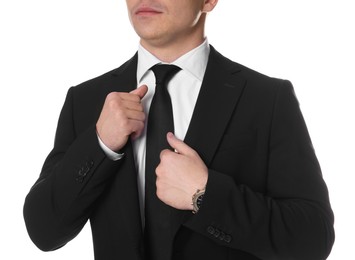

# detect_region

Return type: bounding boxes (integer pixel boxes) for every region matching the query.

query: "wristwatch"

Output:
[192,188,205,214]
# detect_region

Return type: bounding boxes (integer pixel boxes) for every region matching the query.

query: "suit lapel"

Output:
[104,53,146,247]
[109,53,138,93]
[184,46,247,166]
[171,47,247,240]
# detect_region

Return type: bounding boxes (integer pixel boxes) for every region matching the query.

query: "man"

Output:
[24,0,335,259]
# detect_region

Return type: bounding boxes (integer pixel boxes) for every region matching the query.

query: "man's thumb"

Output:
[130,85,148,99]
[167,132,192,155]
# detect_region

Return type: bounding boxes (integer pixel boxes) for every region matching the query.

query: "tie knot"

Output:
[151,64,181,85]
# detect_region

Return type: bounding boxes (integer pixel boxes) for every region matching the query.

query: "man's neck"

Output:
[140,35,206,63]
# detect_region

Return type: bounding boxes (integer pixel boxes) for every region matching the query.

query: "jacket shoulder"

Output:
[73,53,138,93]
[211,45,291,91]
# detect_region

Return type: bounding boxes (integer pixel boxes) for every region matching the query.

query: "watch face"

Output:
[196,194,204,209]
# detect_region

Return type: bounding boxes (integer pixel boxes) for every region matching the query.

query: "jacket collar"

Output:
[184,45,247,167]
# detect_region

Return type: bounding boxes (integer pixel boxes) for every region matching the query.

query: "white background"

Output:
[1,0,354,259]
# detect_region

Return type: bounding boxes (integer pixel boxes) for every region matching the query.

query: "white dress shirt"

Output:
[98,39,210,218]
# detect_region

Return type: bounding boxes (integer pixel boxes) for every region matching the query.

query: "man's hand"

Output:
[156,132,208,210]
[96,85,148,152]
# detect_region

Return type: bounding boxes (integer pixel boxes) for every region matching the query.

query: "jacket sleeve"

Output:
[184,81,335,260]
[23,87,122,251]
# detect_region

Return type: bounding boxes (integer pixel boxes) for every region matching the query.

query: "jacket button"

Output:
[89,160,94,167]
[219,232,225,240]
[207,226,215,235]
[78,167,88,176]
[78,160,94,177]
[224,235,232,243]
[213,229,220,238]
[76,176,84,183]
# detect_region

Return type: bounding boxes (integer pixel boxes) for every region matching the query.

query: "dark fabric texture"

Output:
[24,46,334,260]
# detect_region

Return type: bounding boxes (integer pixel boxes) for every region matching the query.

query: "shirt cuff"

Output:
[97,134,124,161]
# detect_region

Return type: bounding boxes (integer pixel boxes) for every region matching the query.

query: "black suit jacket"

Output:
[24,46,334,260]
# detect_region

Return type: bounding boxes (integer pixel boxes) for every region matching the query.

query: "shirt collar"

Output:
[137,38,210,83]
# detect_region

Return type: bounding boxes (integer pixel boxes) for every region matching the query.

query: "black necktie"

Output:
[144,64,181,260]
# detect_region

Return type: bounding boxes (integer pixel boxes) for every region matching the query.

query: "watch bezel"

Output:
[192,188,205,214]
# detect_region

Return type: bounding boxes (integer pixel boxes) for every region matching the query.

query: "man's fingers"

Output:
[123,99,144,112]
[125,109,146,122]
[130,121,145,140]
